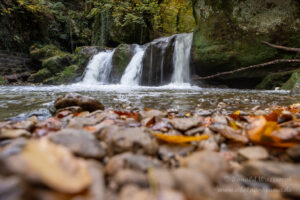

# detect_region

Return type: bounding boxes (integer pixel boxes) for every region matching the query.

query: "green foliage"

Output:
[89,0,161,45]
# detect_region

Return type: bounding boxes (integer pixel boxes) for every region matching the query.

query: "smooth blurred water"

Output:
[0,84,298,121]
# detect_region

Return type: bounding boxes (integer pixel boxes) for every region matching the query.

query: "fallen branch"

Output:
[262,41,300,53]
[196,59,300,80]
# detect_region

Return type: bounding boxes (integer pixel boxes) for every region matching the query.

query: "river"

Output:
[0,84,297,121]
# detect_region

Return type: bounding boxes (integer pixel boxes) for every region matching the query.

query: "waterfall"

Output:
[171,33,193,84]
[81,32,194,86]
[82,50,115,84]
[120,45,145,86]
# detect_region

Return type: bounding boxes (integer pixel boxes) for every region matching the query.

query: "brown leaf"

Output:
[212,124,248,144]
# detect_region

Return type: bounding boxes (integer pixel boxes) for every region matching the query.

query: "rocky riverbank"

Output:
[0,93,299,200]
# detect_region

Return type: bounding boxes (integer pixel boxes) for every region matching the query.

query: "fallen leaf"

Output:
[152,133,209,144]
[114,111,139,121]
[229,110,242,120]
[56,110,72,118]
[84,126,97,132]
[229,121,241,130]
[185,112,192,118]
[247,116,298,147]
[212,124,248,144]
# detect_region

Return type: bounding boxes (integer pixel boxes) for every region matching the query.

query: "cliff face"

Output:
[191,0,300,88]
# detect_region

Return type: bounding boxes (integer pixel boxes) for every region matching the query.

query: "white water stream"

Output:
[120,45,146,86]
[82,33,194,86]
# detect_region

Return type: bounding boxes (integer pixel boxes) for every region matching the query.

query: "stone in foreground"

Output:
[54,93,104,112]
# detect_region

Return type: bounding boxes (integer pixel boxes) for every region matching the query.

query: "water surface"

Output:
[0,84,298,121]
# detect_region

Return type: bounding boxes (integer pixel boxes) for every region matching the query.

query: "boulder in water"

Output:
[141,35,176,86]
[54,93,104,112]
[111,44,135,83]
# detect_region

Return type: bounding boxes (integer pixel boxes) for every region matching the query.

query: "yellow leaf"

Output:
[152,133,209,144]
[229,121,241,130]
[185,112,192,117]
[234,110,240,115]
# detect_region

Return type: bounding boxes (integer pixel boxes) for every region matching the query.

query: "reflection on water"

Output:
[0,84,298,121]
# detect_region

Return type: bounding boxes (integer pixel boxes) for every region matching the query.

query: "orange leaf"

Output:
[229,110,242,120]
[84,126,97,132]
[246,116,298,148]
[152,133,209,144]
[264,112,278,122]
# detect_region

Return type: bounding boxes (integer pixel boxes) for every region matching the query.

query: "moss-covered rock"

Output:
[43,65,80,85]
[0,76,6,85]
[256,70,295,90]
[191,0,300,88]
[30,45,66,61]
[42,55,72,74]
[281,70,300,91]
[73,46,104,75]
[28,68,52,83]
[57,65,80,83]
[110,44,134,83]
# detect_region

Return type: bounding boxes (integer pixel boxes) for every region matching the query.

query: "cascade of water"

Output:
[120,45,146,85]
[81,32,193,86]
[171,33,193,84]
[82,50,115,84]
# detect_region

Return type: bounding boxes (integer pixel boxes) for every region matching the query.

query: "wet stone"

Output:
[184,126,205,136]
[55,106,83,115]
[87,160,105,200]
[99,126,158,155]
[173,168,214,200]
[180,151,229,182]
[139,109,167,119]
[147,168,176,189]
[67,117,99,129]
[241,160,300,179]
[238,146,269,160]
[0,129,31,139]
[0,138,27,158]
[110,169,148,190]
[49,128,106,159]
[105,152,162,176]
[158,143,195,161]
[0,176,26,200]
[5,120,35,131]
[169,117,202,131]
[197,129,219,151]
[54,93,104,112]
[120,186,186,200]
